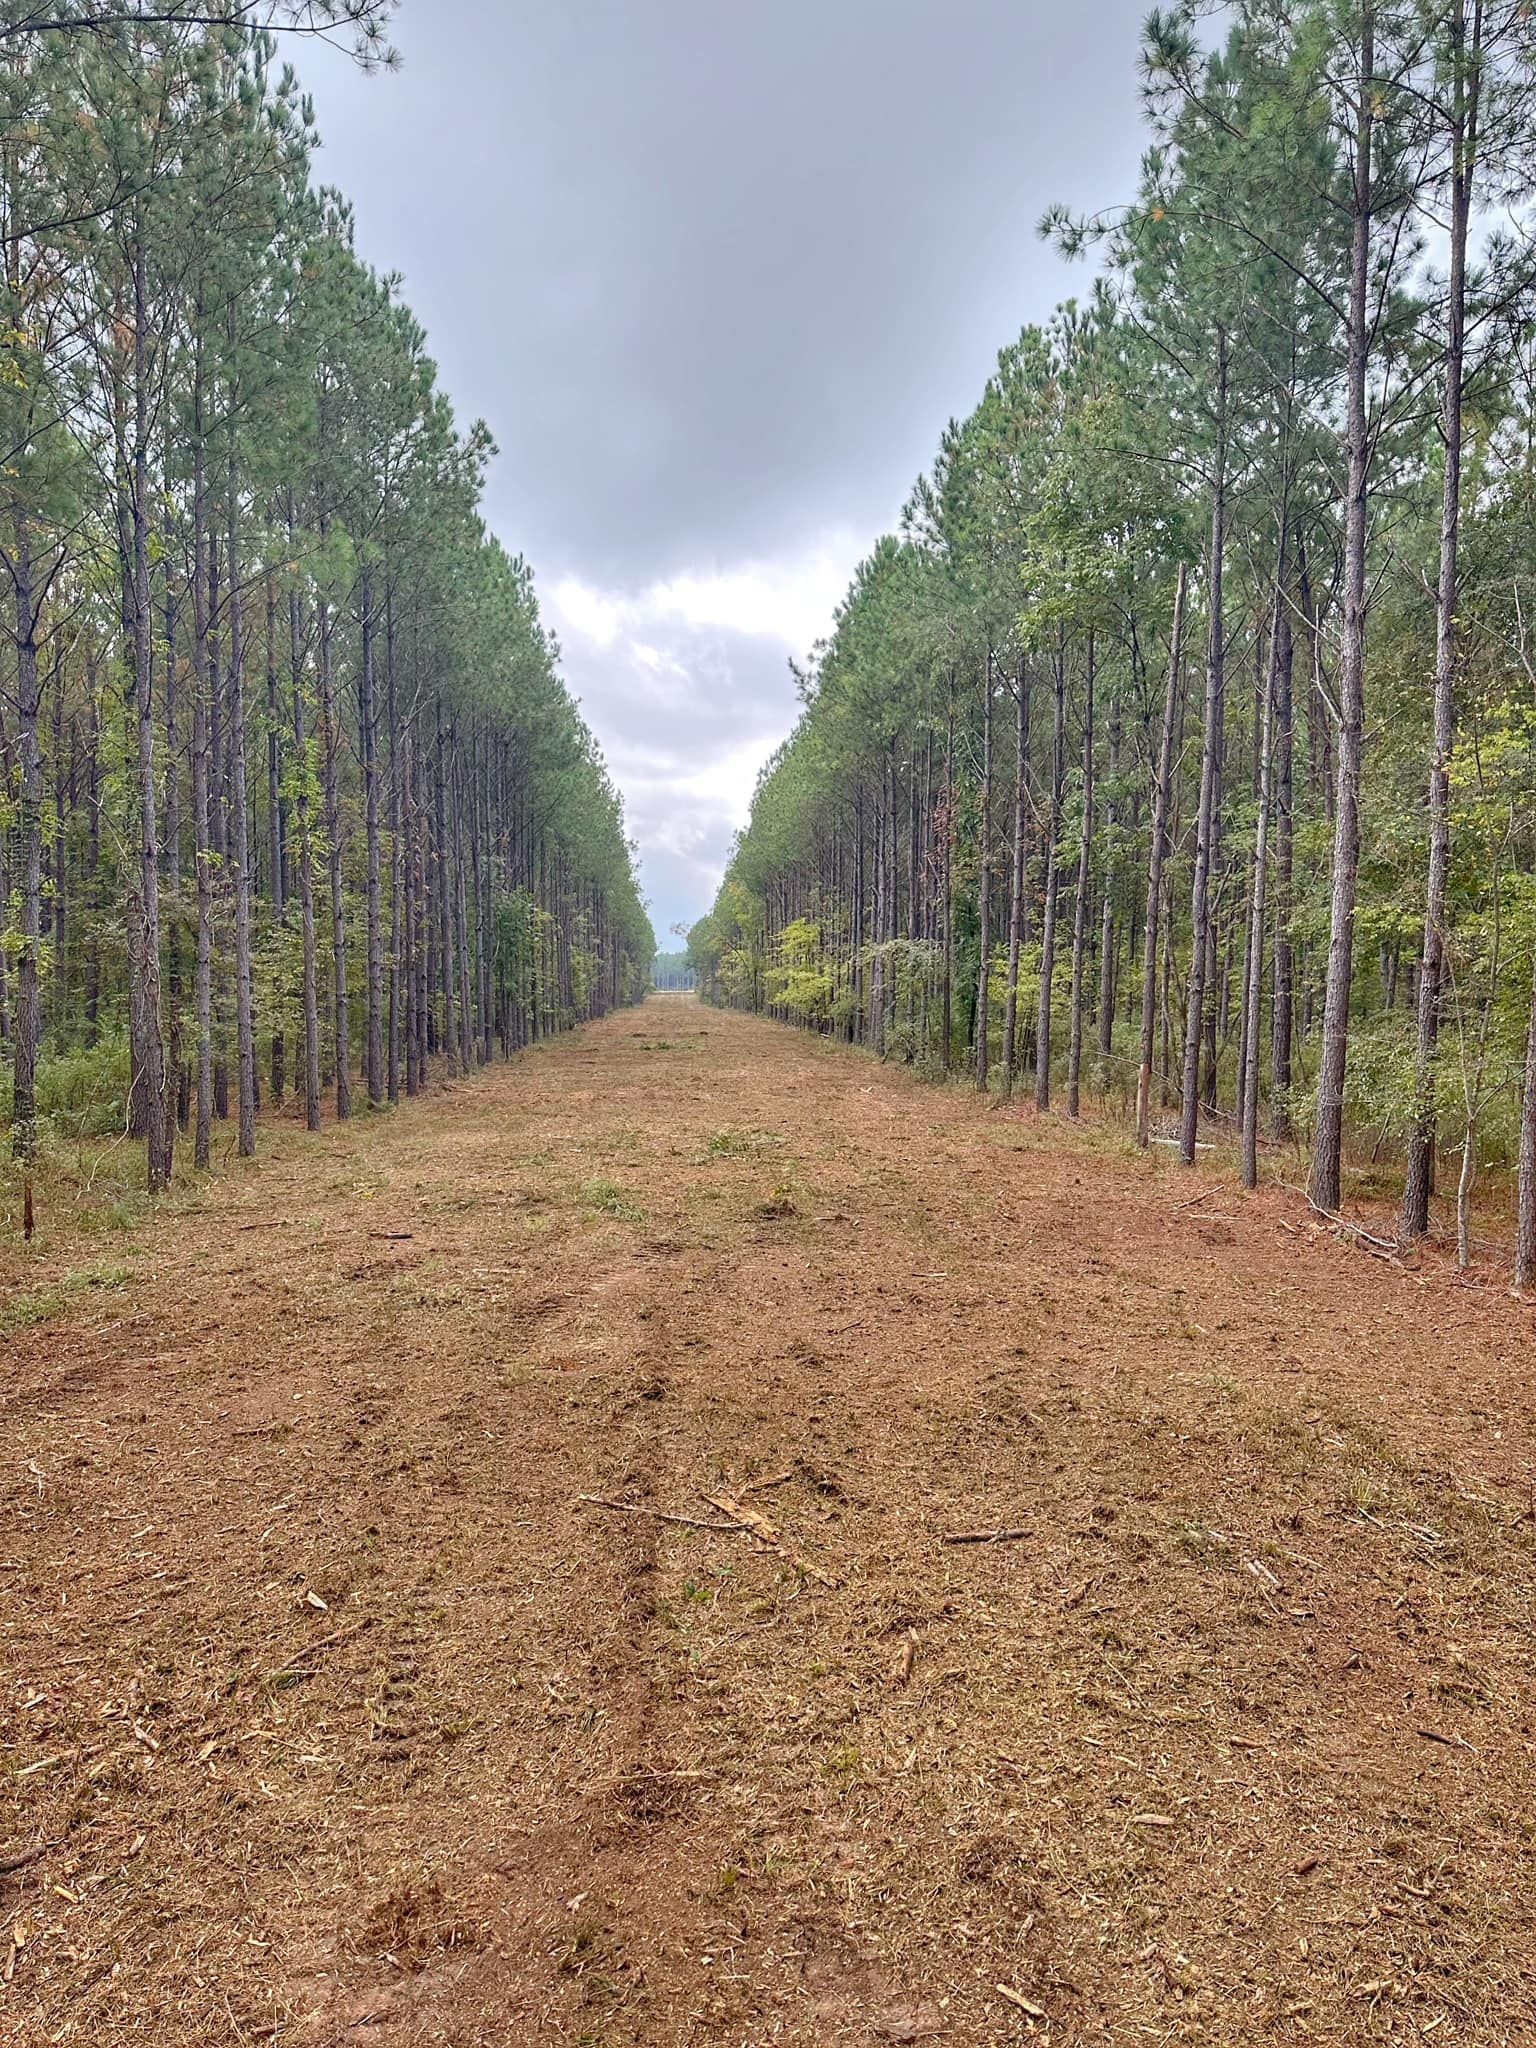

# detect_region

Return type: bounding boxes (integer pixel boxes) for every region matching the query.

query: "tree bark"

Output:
[975,650,993,1091]
[290,579,321,1134]
[1516,954,1536,1290]
[226,448,256,1157]
[1098,677,1121,1066]
[1310,14,1375,1213]
[1035,632,1067,1111]
[1271,553,1295,1134]
[318,579,350,1119]
[1179,327,1228,1166]
[1403,0,1479,1239]
[1138,563,1186,1147]
[1242,589,1280,1189]
[10,515,42,1163]
[129,210,171,1190]
[265,572,286,1107]
[1000,658,1031,1091]
[192,422,215,1168]
[360,566,383,1105]
[1066,630,1095,1118]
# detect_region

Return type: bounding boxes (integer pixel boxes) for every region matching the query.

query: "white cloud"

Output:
[546,531,855,661]
[549,575,624,648]
[543,531,860,938]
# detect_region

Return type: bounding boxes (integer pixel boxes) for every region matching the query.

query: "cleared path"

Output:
[3,1000,1534,2044]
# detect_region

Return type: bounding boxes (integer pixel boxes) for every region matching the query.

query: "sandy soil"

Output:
[3,996,1535,2046]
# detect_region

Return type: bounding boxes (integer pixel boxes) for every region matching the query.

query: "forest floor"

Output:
[4,999,1536,2048]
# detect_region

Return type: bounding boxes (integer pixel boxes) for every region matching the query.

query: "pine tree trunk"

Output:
[1138,564,1186,1147]
[319,583,351,1119]
[1001,658,1031,1091]
[290,578,321,1135]
[436,694,457,1070]
[1404,0,1477,1239]
[10,515,41,1163]
[1098,685,1120,1067]
[208,528,229,1127]
[360,568,384,1105]
[192,412,215,1166]
[226,452,256,1158]
[1035,634,1067,1111]
[1242,605,1278,1190]
[403,720,421,1098]
[941,698,954,1069]
[456,755,473,1071]
[1516,955,1536,1290]
[266,573,286,1108]
[1180,328,1229,1166]
[1066,632,1095,1118]
[129,214,171,1190]
[386,586,402,1104]
[1271,558,1295,1135]
[975,651,993,1092]
[84,692,101,1040]
[162,533,184,1130]
[1310,21,1375,1214]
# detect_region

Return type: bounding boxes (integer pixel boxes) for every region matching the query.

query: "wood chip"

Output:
[995,1984,1047,2019]
[741,1470,794,1495]
[578,1495,740,1533]
[703,1493,779,1543]
[1130,1813,1176,1828]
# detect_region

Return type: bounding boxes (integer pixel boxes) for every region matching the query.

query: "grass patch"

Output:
[579,1177,643,1224]
[2,1261,133,1337]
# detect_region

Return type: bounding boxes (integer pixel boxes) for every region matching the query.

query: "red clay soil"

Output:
[3,999,1536,2047]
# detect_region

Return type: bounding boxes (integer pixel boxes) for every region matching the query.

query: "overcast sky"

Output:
[301,1,1152,944]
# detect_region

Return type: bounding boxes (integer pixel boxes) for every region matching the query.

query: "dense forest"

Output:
[690,0,1536,1283]
[650,951,696,993]
[0,0,653,1204]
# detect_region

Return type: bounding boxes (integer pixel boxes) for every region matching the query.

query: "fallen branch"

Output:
[0,1841,59,1879]
[579,1495,740,1533]
[741,1470,795,1495]
[265,1616,375,1684]
[1305,1199,1401,1258]
[1176,1185,1222,1213]
[942,1527,1033,1546]
[1416,1726,1478,1752]
[701,1492,838,1586]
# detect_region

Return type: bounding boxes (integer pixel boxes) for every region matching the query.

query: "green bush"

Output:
[0,1034,132,1143]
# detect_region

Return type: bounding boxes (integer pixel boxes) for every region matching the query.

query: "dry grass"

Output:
[2,998,1535,2044]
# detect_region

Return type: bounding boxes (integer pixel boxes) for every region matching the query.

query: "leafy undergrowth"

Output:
[2,998,1534,2044]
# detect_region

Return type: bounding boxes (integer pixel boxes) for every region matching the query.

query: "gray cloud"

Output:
[301,0,1152,937]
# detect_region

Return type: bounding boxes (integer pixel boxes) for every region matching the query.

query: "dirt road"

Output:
[4,999,1535,2045]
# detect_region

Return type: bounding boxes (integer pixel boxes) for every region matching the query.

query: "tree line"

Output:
[1,2,654,1202]
[689,0,1536,1284]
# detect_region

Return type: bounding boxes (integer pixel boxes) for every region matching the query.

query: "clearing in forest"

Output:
[3,999,1534,2046]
